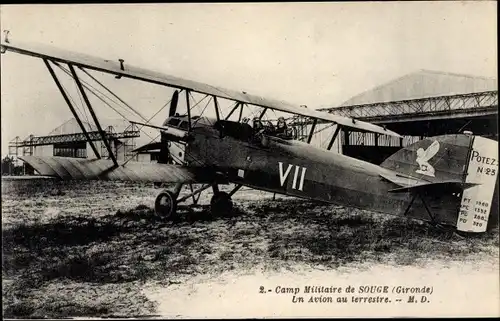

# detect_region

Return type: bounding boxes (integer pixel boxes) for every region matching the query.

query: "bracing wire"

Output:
[188,92,210,114]
[54,63,121,108]
[121,132,161,166]
[55,63,158,141]
[270,108,279,121]
[192,96,213,127]
[124,93,213,167]
[72,75,91,125]
[78,67,149,122]
[143,88,187,130]
[50,64,217,169]
[55,75,90,130]
[217,99,226,120]
[319,124,339,147]
[56,64,133,119]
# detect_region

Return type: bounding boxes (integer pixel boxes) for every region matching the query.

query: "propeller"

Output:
[162,90,180,163]
[132,90,182,164]
[169,90,179,117]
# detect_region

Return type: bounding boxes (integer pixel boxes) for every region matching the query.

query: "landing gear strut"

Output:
[153,183,239,220]
[210,191,233,217]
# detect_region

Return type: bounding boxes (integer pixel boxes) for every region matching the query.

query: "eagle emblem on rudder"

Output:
[415,141,440,177]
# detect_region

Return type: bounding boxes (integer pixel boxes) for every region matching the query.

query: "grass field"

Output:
[2,178,499,318]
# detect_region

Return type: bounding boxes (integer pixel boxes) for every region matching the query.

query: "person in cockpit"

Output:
[252,117,265,135]
[273,116,293,139]
[275,117,287,135]
[251,117,266,144]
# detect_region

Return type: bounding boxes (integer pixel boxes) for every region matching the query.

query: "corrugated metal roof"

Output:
[339,70,498,106]
[47,118,94,136]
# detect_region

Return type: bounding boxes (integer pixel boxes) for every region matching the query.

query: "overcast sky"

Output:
[0,2,497,156]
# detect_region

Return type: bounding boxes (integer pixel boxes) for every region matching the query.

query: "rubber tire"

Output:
[154,190,178,220]
[210,192,233,217]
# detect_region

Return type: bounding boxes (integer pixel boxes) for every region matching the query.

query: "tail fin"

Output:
[381,134,472,183]
[381,134,498,232]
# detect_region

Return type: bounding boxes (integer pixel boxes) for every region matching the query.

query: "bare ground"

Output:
[2,179,499,318]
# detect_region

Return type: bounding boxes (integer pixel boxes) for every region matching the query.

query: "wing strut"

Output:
[213,96,220,122]
[327,125,342,151]
[68,64,119,168]
[307,119,318,144]
[185,90,192,131]
[238,103,244,122]
[258,108,268,120]
[225,102,241,120]
[43,59,101,159]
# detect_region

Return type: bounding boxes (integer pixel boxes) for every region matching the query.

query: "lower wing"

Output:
[19,156,218,183]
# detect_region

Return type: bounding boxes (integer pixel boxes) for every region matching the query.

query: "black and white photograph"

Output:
[1,2,498,318]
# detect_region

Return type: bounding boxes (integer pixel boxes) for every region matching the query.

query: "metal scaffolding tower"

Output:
[8,124,140,161]
[287,115,311,141]
[123,123,140,161]
[9,126,140,148]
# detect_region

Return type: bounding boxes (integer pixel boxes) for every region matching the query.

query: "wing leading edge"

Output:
[1,39,400,138]
[19,156,216,183]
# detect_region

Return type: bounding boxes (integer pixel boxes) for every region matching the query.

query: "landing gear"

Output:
[154,190,178,219]
[153,183,239,220]
[210,191,234,217]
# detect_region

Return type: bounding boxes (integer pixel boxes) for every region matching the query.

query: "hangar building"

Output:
[8,117,154,172]
[300,69,498,164]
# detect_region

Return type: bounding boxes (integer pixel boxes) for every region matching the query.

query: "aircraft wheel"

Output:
[154,190,178,220]
[210,192,233,217]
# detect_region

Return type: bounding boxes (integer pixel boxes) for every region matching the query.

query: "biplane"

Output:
[1,32,498,234]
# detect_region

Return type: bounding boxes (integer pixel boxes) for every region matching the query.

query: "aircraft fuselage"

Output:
[182,119,462,227]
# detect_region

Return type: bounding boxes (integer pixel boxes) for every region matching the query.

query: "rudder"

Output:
[381,134,498,232]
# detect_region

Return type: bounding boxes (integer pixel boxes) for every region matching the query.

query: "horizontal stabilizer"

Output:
[388,180,479,193]
[19,156,216,184]
[380,171,479,193]
[379,172,427,188]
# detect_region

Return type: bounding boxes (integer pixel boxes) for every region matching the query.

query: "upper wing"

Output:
[422,141,440,161]
[1,39,400,138]
[19,156,218,183]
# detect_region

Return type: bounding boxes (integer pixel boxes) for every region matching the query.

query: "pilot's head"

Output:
[253,117,262,129]
[277,117,286,128]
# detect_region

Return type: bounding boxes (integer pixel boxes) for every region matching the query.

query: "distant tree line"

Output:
[1,156,25,175]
